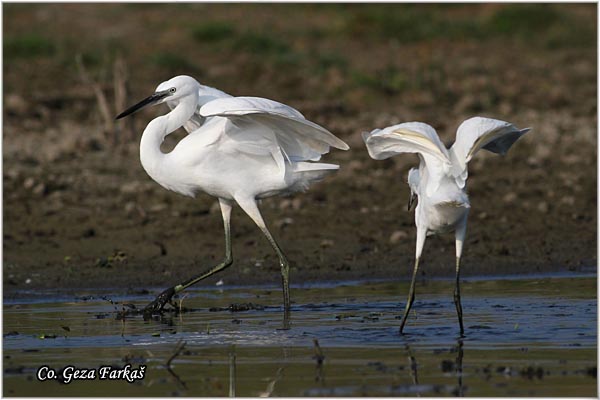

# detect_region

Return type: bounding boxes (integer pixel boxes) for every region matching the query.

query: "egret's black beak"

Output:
[407,191,417,211]
[115,90,170,120]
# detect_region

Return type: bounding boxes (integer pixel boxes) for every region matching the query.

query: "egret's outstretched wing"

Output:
[362,122,450,163]
[363,122,451,196]
[450,117,530,188]
[201,96,348,160]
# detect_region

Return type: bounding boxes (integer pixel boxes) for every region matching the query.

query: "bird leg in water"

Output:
[453,256,464,335]
[260,226,291,328]
[399,257,420,334]
[237,197,291,329]
[454,221,466,335]
[144,200,234,314]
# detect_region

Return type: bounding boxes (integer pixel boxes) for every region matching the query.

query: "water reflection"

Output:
[3,276,596,396]
[403,337,465,397]
[455,338,464,397]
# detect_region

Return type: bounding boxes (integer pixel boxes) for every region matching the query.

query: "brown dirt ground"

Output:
[3,4,596,298]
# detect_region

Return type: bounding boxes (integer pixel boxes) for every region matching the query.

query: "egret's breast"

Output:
[426,200,470,235]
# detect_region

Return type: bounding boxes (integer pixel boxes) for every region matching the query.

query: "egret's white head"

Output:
[116,75,200,119]
[155,75,200,102]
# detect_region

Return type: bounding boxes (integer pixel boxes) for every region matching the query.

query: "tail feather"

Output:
[287,162,339,193]
[293,162,339,172]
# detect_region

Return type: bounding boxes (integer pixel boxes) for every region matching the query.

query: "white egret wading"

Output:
[116,75,349,324]
[363,117,530,335]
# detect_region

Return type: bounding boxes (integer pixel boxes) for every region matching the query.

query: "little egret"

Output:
[363,117,530,335]
[116,75,349,323]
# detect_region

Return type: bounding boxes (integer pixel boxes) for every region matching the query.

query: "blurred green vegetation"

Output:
[313,52,349,74]
[340,4,595,49]
[352,67,407,96]
[231,32,291,56]
[485,4,595,48]
[149,52,201,76]
[2,3,595,102]
[4,33,56,59]
[342,5,472,42]
[191,21,235,42]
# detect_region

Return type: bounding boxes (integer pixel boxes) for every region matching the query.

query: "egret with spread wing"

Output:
[116,75,349,324]
[363,117,530,335]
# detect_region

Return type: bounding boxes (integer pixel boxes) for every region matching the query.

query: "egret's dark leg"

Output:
[144,199,234,313]
[399,257,420,334]
[454,221,467,336]
[400,227,426,334]
[236,197,291,328]
[453,257,464,335]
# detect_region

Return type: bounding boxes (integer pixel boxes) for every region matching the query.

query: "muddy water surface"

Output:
[3,274,596,396]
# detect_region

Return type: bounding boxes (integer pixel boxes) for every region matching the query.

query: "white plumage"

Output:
[117,75,348,320]
[363,116,530,335]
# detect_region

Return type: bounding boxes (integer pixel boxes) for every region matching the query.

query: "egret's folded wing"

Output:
[201,96,305,119]
[450,117,530,187]
[200,96,349,161]
[213,117,287,177]
[166,84,232,134]
[362,122,450,164]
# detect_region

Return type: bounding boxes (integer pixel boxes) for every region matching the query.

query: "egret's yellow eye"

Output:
[169,87,176,94]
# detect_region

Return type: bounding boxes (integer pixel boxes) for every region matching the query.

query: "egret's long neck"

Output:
[140,95,197,177]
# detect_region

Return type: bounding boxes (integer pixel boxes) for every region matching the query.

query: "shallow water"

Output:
[3,274,597,396]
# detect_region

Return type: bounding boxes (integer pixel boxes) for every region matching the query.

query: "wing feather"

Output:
[362,122,450,164]
[450,117,530,187]
[363,122,451,196]
[199,96,348,179]
[200,96,349,161]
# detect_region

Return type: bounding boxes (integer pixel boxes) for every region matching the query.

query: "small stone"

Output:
[389,230,408,244]
[560,196,575,206]
[120,182,142,194]
[527,156,540,167]
[124,202,136,213]
[346,160,363,171]
[291,198,302,210]
[5,94,28,114]
[537,201,548,214]
[32,183,47,196]
[275,217,294,230]
[149,203,167,213]
[478,212,488,220]
[279,199,293,210]
[320,239,334,248]
[5,169,19,180]
[23,177,35,190]
[503,192,517,203]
